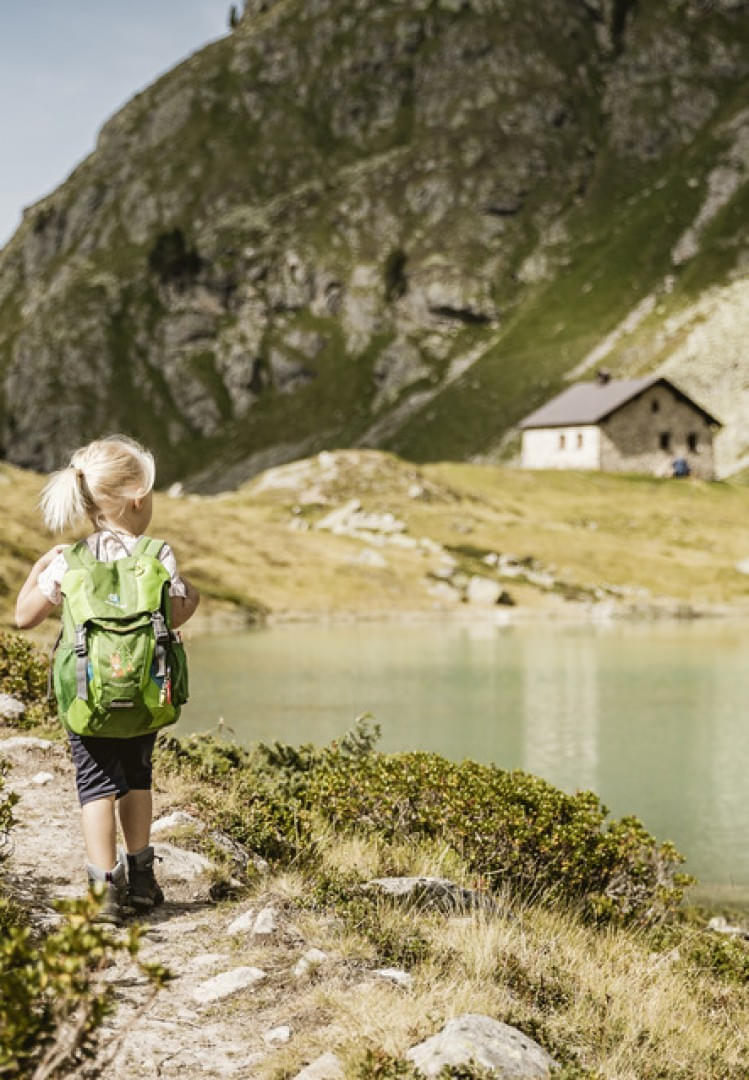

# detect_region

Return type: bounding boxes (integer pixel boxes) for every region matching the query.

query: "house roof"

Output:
[518,376,721,429]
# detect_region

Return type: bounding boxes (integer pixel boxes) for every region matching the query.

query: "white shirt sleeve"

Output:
[36,550,69,606]
[158,542,189,599]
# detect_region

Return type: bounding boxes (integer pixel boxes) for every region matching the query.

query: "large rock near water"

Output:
[406,1014,557,1078]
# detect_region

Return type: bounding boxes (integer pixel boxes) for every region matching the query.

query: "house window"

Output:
[687,432,698,452]
[576,432,584,449]
[651,399,660,413]
[559,433,566,450]
[659,432,671,451]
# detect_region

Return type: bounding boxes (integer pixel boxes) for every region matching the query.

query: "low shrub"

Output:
[305,746,690,925]
[0,631,57,730]
[158,720,689,926]
[0,893,168,1076]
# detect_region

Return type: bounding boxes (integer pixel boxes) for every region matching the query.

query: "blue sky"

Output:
[0,1,231,248]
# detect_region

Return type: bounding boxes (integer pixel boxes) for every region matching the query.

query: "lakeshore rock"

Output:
[466,575,504,606]
[364,876,496,913]
[406,1014,557,1078]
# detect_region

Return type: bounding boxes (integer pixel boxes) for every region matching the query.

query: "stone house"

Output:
[518,375,721,478]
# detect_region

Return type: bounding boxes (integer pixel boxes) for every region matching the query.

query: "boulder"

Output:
[364,877,495,914]
[466,576,503,605]
[406,1014,557,1078]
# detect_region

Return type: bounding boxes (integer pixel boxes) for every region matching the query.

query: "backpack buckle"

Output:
[74,625,87,657]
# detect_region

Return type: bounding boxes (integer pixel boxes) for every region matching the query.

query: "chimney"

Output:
[596,369,611,386]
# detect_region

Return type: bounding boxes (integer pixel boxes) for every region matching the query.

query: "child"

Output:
[15,435,200,923]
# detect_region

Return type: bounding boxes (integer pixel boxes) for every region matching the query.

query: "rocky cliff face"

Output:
[1,0,749,487]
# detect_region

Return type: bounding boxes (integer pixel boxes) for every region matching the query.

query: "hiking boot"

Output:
[127,845,164,909]
[88,858,128,925]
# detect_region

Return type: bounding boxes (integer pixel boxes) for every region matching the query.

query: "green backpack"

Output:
[52,536,189,738]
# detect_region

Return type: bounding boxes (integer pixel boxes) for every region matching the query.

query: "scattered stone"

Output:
[0,735,54,753]
[292,1052,345,1079]
[406,1014,557,1078]
[253,903,278,936]
[191,965,267,1005]
[227,907,256,935]
[708,915,749,939]
[167,481,184,497]
[466,575,503,606]
[735,558,749,575]
[188,952,228,971]
[351,547,388,569]
[208,829,253,873]
[0,695,26,723]
[408,483,425,498]
[153,842,215,882]
[294,947,328,977]
[482,552,499,566]
[264,1024,293,1046]
[364,877,495,914]
[150,810,205,835]
[374,967,413,989]
[32,771,54,785]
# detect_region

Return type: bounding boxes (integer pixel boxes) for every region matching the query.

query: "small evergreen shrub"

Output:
[0,758,168,1075]
[0,631,57,730]
[157,720,689,926]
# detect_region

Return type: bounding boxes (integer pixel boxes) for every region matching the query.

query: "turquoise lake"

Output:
[178,620,749,892]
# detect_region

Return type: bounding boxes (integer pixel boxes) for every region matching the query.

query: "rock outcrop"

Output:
[1,1,749,485]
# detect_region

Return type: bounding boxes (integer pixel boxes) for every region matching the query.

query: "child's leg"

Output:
[119,734,163,908]
[118,789,152,852]
[81,795,118,870]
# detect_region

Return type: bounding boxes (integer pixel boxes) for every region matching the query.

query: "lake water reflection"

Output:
[179,620,749,888]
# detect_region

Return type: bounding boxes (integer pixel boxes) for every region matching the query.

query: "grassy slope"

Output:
[5,451,749,638]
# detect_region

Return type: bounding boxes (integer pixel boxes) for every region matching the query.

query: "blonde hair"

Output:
[40,435,156,533]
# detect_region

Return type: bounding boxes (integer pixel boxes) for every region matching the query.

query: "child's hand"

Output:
[38,544,65,570]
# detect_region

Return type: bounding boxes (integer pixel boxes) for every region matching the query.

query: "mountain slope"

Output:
[1,0,748,487]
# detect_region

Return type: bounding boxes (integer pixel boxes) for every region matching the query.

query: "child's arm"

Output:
[170,576,200,628]
[15,546,64,629]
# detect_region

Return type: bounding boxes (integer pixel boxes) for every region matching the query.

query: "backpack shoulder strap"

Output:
[133,536,166,560]
[63,540,96,570]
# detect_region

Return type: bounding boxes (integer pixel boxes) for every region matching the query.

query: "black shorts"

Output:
[68,731,157,806]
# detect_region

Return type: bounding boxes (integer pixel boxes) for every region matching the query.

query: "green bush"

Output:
[305,748,690,925]
[0,893,168,1076]
[0,747,166,1075]
[0,631,57,730]
[158,720,689,926]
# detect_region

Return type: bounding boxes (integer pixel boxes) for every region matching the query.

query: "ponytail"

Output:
[39,435,156,534]
[40,466,90,533]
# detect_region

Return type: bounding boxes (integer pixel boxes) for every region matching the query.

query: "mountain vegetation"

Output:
[1,0,749,488]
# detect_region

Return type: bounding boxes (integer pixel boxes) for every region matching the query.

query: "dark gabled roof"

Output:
[518,376,721,429]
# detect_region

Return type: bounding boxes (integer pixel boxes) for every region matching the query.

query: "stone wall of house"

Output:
[599,382,715,478]
[521,425,601,469]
